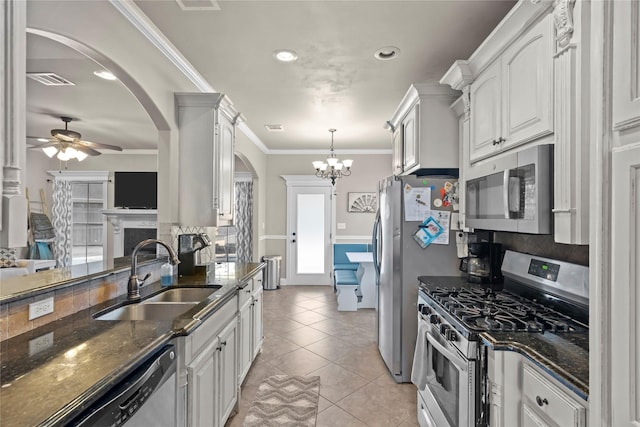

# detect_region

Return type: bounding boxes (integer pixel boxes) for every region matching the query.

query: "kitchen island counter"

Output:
[0,262,263,427]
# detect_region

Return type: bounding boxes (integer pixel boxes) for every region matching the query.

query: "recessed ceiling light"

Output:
[93,70,117,80]
[374,46,401,61]
[273,49,298,62]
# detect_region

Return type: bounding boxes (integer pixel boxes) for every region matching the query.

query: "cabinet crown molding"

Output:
[441,0,553,86]
[387,83,459,130]
[440,60,474,91]
[175,92,245,124]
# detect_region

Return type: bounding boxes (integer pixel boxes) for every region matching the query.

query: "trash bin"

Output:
[262,255,281,290]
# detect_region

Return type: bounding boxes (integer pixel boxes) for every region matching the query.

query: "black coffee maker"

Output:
[467,242,503,284]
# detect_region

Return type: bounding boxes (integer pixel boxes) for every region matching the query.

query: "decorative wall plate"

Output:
[348,192,378,213]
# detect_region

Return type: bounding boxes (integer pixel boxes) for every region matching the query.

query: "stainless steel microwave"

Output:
[465,144,552,234]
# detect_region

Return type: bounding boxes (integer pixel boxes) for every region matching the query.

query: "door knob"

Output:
[292,239,296,243]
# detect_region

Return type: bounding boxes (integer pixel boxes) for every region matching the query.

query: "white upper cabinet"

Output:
[402,104,419,171]
[501,15,554,149]
[176,93,243,227]
[391,129,403,176]
[612,0,640,135]
[442,0,590,245]
[216,113,235,222]
[470,61,502,161]
[387,83,460,175]
[468,14,554,163]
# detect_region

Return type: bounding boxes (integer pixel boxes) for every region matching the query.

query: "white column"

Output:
[0,0,28,248]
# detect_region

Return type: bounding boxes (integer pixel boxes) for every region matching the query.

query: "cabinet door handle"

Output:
[535,396,549,407]
[221,341,227,347]
[498,137,506,143]
[246,289,252,293]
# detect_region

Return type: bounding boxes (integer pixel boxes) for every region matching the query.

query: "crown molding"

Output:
[110,0,268,153]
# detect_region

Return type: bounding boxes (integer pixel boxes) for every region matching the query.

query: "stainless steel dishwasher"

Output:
[72,344,177,426]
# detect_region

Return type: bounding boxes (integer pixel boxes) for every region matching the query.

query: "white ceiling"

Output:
[26,0,515,153]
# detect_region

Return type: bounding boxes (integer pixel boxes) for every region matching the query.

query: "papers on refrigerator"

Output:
[413,216,444,249]
[404,184,431,221]
[426,210,451,245]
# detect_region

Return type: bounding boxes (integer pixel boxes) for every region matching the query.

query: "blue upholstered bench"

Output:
[333,244,370,311]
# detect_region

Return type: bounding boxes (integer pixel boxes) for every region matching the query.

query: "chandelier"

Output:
[312,129,353,185]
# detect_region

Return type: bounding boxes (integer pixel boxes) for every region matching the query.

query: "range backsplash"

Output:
[493,232,588,266]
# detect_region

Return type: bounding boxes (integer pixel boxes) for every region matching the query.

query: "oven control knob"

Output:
[439,324,449,335]
[421,306,431,315]
[429,314,439,324]
[418,303,424,313]
[445,330,458,342]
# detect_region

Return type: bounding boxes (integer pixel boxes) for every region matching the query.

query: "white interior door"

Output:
[284,177,333,285]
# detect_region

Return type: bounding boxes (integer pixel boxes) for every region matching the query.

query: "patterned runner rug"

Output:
[243,375,321,426]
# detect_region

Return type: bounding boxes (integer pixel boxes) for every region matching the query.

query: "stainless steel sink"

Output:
[95,302,198,321]
[144,287,219,303]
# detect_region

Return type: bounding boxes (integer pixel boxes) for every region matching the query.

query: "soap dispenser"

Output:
[161,258,173,286]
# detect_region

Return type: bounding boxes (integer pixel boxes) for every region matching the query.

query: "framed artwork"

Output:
[348,192,378,213]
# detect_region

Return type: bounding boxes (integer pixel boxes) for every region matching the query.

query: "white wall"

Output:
[263,153,391,277]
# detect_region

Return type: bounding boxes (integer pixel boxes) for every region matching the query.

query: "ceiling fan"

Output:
[30,116,123,161]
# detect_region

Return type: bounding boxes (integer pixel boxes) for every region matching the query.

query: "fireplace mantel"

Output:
[102,209,158,257]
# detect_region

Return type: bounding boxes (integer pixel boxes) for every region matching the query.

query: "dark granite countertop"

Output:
[0,255,160,303]
[417,275,589,400]
[0,262,264,427]
[481,331,589,400]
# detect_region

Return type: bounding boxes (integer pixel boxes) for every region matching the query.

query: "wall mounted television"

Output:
[114,172,158,209]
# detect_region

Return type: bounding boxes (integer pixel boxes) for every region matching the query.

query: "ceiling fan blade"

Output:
[76,140,123,151]
[73,144,101,157]
[28,142,60,149]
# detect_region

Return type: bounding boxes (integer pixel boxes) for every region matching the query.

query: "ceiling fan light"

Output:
[76,151,89,161]
[66,147,79,158]
[42,146,59,158]
[57,149,73,161]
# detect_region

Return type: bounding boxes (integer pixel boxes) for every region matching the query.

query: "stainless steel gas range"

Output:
[413,250,589,427]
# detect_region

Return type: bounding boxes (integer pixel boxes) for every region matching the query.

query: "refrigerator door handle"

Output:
[372,209,381,280]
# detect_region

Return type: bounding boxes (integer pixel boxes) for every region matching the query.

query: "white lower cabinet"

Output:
[180,295,238,427]
[487,349,587,427]
[521,365,586,427]
[238,271,265,384]
[252,285,263,359]
[238,287,253,382]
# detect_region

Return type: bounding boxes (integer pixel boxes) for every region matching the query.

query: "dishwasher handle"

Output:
[72,344,176,427]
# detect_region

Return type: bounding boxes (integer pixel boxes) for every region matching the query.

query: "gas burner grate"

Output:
[426,287,587,333]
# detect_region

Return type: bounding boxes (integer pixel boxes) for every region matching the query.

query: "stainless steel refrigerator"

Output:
[372,174,461,383]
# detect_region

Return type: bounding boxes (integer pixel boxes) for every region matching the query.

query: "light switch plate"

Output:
[29,332,54,356]
[29,297,54,320]
[337,223,346,230]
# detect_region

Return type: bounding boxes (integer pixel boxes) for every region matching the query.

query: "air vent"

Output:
[264,124,284,132]
[27,73,75,86]
[175,0,220,11]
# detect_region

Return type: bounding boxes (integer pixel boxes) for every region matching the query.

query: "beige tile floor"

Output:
[226,285,419,427]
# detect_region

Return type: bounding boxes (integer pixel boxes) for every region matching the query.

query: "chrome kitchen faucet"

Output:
[128,239,180,301]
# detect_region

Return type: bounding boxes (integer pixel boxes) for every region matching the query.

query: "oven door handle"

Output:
[425,332,468,371]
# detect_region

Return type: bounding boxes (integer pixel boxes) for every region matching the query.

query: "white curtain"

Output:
[235,181,253,263]
[52,179,73,267]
